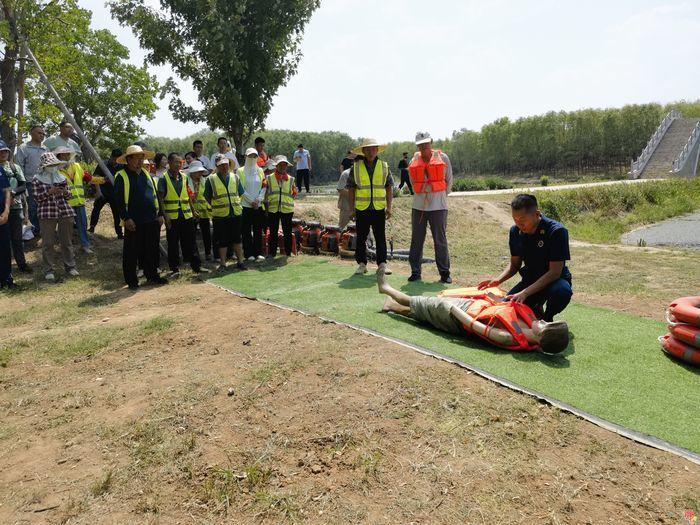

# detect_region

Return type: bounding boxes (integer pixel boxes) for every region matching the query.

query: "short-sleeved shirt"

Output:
[1,161,26,209]
[43,135,81,156]
[195,155,212,171]
[0,169,10,212]
[509,215,572,284]
[340,157,353,171]
[157,171,187,219]
[293,149,310,170]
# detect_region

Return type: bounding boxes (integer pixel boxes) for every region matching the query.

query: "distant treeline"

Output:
[145,100,700,183]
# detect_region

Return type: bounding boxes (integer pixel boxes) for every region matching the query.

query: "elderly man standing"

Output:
[16,124,48,235]
[0,141,30,273]
[157,152,201,275]
[43,120,81,156]
[114,145,167,289]
[239,147,267,261]
[346,139,393,275]
[407,132,453,284]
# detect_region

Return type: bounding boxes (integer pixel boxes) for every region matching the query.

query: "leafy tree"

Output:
[108,0,321,154]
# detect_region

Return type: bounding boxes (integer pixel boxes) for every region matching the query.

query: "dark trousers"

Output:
[26,184,40,235]
[166,217,201,272]
[398,172,414,194]
[8,208,27,268]
[296,169,310,192]
[508,278,573,322]
[356,208,387,265]
[90,194,123,237]
[0,223,12,285]
[242,206,265,258]
[409,208,450,277]
[268,212,293,256]
[197,218,213,259]
[123,220,160,287]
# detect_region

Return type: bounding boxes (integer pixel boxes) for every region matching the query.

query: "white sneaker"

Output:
[256,255,265,262]
[45,272,55,282]
[68,268,80,277]
[82,246,94,254]
[355,263,367,275]
[247,256,255,262]
[137,269,144,278]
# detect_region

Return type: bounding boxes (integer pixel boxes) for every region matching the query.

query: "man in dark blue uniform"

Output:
[478,194,572,322]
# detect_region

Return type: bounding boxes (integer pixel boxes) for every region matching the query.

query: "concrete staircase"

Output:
[641,117,700,178]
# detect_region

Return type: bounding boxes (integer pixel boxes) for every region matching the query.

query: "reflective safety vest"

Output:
[209,172,242,217]
[61,162,86,207]
[162,171,193,220]
[189,176,211,219]
[408,149,447,194]
[464,297,539,351]
[266,174,295,213]
[353,160,388,211]
[114,168,159,226]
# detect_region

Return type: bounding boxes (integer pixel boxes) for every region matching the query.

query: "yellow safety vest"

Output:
[61,162,85,207]
[209,172,242,218]
[353,159,388,211]
[114,168,160,226]
[266,174,295,214]
[162,170,193,220]
[190,176,212,219]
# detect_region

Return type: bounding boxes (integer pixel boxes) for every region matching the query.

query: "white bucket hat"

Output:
[415,131,432,145]
[187,160,209,173]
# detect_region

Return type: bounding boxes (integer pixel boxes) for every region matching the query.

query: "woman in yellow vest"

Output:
[156,152,201,275]
[204,155,247,271]
[264,155,297,258]
[187,160,214,261]
[54,146,94,254]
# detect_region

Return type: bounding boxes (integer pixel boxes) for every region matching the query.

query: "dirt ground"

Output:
[1,198,699,524]
[1,280,699,524]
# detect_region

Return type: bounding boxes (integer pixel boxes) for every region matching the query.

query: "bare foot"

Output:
[382,296,395,312]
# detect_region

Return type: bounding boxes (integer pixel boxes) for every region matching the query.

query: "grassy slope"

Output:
[211,258,700,454]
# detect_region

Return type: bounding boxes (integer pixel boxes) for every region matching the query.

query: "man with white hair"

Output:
[407,132,453,284]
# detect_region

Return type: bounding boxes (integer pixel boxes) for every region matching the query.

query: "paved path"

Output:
[621,212,700,250]
[448,178,663,197]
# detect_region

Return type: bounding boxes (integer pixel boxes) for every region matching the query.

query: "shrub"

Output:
[540,176,549,187]
[451,177,513,192]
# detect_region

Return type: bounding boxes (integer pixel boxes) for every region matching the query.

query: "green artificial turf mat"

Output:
[210,257,700,454]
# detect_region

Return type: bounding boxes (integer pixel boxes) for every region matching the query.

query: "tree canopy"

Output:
[108,0,320,154]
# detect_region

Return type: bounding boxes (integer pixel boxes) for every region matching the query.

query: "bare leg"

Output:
[377,269,411,306]
[218,247,227,267]
[382,296,411,316]
[234,243,244,263]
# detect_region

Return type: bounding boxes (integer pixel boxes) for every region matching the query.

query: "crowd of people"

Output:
[0,123,574,334]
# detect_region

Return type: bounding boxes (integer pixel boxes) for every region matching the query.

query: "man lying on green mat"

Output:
[377,270,569,354]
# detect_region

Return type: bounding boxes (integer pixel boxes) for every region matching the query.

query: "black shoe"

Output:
[18,265,32,274]
[440,274,452,284]
[128,283,139,290]
[147,276,168,285]
[407,274,421,282]
[236,262,248,271]
[88,226,95,234]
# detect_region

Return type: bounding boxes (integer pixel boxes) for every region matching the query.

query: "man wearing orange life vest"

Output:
[407,132,453,284]
[376,269,569,354]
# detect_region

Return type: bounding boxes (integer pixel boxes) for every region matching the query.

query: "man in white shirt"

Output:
[293,144,311,193]
[210,137,239,171]
[192,139,212,171]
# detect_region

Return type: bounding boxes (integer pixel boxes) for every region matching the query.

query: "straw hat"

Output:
[351,138,386,156]
[117,144,155,164]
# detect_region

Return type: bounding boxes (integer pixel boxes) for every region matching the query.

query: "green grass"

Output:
[210,258,700,454]
[536,178,700,243]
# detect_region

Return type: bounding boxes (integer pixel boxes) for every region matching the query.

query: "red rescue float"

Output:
[659,334,700,367]
[668,296,700,327]
[668,323,700,349]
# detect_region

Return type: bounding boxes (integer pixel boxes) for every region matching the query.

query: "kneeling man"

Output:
[378,270,569,354]
[479,194,572,322]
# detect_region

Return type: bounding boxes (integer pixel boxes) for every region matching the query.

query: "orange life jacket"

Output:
[438,288,539,351]
[408,149,447,193]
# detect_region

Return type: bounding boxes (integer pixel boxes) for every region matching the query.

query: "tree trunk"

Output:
[0,46,18,147]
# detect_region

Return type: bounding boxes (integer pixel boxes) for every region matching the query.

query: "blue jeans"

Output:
[27,183,40,235]
[73,206,90,248]
[508,278,572,322]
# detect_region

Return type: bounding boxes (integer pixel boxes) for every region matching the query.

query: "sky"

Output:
[79,0,700,142]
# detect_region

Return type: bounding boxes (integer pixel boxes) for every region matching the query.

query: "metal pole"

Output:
[21,42,114,184]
